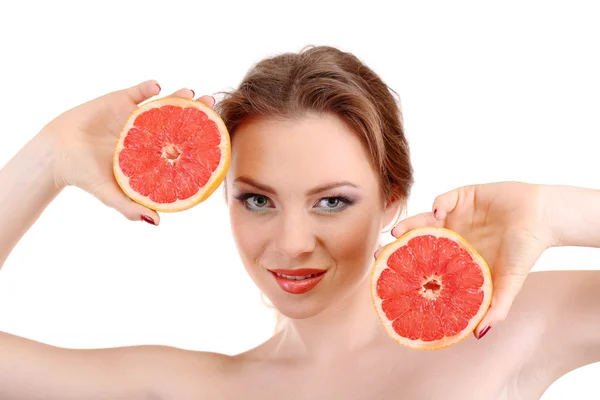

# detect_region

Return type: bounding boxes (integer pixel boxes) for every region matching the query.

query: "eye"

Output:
[250,195,269,208]
[314,196,355,213]
[322,198,341,208]
[234,193,274,213]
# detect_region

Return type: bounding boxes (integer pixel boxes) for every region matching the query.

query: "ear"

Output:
[381,194,405,232]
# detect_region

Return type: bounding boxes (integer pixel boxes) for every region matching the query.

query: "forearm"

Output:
[0,131,63,268]
[546,184,600,248]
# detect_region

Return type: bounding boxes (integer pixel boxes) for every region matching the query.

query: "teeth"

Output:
[275,273,317,280]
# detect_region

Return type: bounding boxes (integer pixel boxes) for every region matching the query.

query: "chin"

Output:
[262,270,367,321]
[247,260,372,320]
[268,294,329,320]
[251,269,333,320]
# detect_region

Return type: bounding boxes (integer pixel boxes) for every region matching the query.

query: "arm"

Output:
[0,132,165,399]
[0,132,62,268]
[546,184,600,248]
[518,186,600,385]
[0,333,178,399]
[0,133,150,398]
[0,331,227,399]
[0,83,221,398]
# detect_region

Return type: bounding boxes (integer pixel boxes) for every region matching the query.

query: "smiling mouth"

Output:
[268,269,328,294]
[273,271,326,280]
[269,268,327,279]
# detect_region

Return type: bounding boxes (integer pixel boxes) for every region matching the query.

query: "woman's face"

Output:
[226,113,399,319]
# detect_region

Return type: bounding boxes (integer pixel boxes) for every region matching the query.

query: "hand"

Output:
[390,182,553,338]
[41,81,215,225]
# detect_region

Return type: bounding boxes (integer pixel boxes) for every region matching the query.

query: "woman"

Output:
[0,46,598,399]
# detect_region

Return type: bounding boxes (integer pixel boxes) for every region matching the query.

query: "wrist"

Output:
[545,184,600,248]
[35,128,68,190]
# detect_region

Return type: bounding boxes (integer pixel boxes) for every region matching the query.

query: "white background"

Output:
[1,1,599,398]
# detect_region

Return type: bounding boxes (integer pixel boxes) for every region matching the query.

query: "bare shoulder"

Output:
[508,270,600,386]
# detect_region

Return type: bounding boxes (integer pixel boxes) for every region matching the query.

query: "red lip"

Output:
[269,269,328,294]
[269,268,326,276]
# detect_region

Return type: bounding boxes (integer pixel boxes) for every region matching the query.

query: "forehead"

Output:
[228,113,378,190]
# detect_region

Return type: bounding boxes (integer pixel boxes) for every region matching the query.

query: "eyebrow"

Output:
[233,176,359,196]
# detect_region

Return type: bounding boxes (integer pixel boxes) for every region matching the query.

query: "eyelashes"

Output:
[233,193,273,213]
[232,192,356,213]
[314,195,356,213]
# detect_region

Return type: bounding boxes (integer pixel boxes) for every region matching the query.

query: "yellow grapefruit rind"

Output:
[113,97,230,213]
[371,227,493,350]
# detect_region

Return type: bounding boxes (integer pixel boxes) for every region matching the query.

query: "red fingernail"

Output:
[156,83,161,92]
[477,326,491,339]
[141,215,156,225]
[433,208,438,217]
[190,89,195,97]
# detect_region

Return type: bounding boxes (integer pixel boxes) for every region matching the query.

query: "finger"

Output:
[390,212,442,238]
[474,237,543,339]
[167,88,195,99]
[195,95,216,108]
[92,181,161,226]
[124,80,162,104]
[431,188,461,221]
[474,273,526,339]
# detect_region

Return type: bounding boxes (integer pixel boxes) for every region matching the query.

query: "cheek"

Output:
[322,207,382,272]
[229,208,266,268]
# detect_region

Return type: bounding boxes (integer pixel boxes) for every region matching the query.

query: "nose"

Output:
[273,211,316,259]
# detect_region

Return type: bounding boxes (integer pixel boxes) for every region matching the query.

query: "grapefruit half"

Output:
[371,227,492,350]
[113,97,230,212]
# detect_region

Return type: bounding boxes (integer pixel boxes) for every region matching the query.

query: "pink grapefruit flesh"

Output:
[113,97,230,212]
[371,227,492,350]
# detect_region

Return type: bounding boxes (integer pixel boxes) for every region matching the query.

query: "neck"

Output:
[274,274,386,362]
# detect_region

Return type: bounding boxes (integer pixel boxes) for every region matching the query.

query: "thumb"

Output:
[123,80,162,105]
[390,211,442,238]
[92,181,161,225]
[431,187,461,221]
[390,187,463,238]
